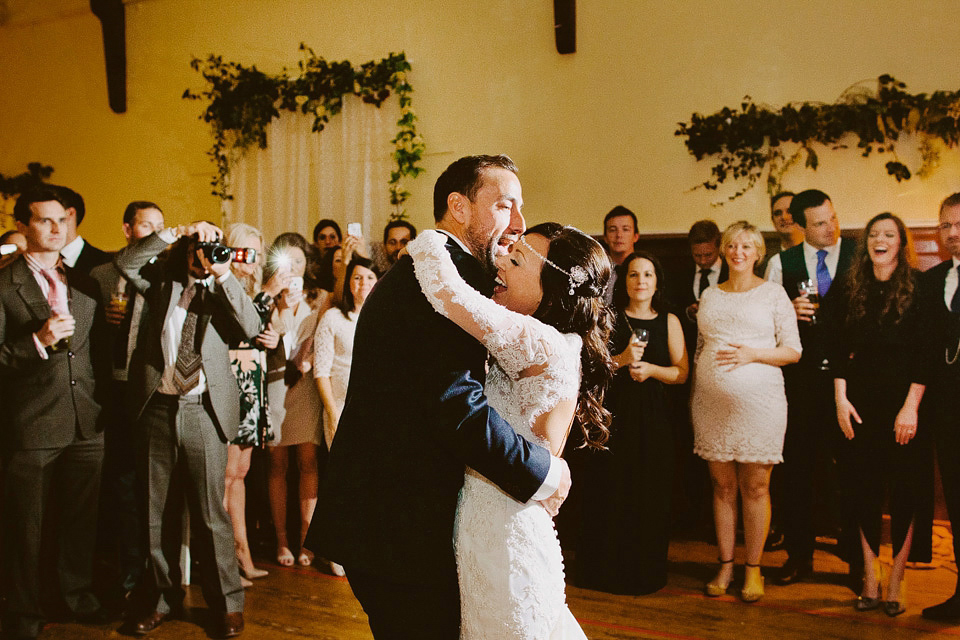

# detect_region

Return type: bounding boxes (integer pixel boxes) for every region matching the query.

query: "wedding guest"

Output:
[265,234,324,567]
[757,192,803,277]
[52,184,111,274]
[117,221,259,638]
[765,190,859,587]
[313,219,342,251]
[312,256,378,576]
[830,213,932,617]
[600,206,639,305]
[692,221,800,603]
[373,219,417,273]
[90,200,165,605]
[575,251,687,594]
[0,229,27,269]
[1,186,107,639]
[223,223,289,584]
[922,193,960,621]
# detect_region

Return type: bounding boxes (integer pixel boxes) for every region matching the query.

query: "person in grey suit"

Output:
[0,186,106,640]
[115,221,262,639]
[89,201,166,606]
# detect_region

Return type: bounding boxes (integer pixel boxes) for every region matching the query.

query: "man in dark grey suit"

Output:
[0,186,106,640]
[89,201,165,606]
[116,221,262,638]
[52,185,111,275]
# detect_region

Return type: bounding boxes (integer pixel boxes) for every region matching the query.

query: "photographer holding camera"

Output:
[115,221,263,638]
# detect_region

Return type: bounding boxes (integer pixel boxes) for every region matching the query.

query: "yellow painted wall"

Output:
[2,0,959,250]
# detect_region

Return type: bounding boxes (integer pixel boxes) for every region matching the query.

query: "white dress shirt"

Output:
[692,257,723,301]
[945,257,960,309]
[764,240,842,285]
[60,236,86,268]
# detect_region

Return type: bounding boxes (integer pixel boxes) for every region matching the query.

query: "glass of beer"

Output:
[798,279,820,324]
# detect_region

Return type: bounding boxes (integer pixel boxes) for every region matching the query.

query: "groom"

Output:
[313,155,570,638]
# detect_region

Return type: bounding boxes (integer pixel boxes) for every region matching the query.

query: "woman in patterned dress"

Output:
[691,221,801,602]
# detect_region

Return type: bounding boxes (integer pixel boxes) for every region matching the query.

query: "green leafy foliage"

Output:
[185,45,425,220]
[675,76,960,203]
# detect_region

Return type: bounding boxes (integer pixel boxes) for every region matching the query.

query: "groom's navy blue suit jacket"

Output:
[312,236,552,584]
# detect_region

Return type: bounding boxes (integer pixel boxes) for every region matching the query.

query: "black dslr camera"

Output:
[196,241,257,265]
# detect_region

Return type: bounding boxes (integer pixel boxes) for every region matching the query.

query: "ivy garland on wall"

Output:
[183,44,425,220]
[675,75,960,203]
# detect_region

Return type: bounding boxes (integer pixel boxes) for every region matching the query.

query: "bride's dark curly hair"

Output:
[526,223,615,449]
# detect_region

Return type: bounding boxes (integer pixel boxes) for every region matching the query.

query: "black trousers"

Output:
[345,566,460,640]
[135,393,243,615]
[779,366,852,563]
[96,379,144,596]
[1,435,103,637]
[935,365,960,592]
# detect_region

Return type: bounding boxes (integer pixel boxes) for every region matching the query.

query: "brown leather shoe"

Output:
[213,612,244,638]
[129,610,169,635]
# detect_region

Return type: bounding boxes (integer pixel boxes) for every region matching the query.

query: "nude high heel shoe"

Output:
[705,558,734,597]
[741,562,765,603]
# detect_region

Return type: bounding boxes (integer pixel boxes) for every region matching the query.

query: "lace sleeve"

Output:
[312,309,336,378]
[771,284,802,355]
[408,230,558,378]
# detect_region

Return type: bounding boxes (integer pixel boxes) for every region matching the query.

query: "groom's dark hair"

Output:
[433,154,518,222]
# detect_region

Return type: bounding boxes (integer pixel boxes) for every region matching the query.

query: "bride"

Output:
[407,223,614,639]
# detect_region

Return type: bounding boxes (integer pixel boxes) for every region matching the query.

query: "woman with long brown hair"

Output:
[406,223,614,638]
[830,212,933,616]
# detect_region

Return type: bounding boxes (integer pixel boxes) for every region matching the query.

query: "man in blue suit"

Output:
[313,155,569,638]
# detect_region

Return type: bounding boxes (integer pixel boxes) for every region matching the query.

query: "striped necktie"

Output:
[172,283,204,394]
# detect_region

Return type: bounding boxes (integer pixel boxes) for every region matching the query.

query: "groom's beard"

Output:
[463,225,500,279]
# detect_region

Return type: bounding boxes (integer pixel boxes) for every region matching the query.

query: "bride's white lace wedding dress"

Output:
[409,231,587,640]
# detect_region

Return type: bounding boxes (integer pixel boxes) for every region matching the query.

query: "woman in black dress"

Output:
[831,213,933,616]
[575,251,688,594]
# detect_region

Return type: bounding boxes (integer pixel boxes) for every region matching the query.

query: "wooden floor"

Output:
[36,532,960,639]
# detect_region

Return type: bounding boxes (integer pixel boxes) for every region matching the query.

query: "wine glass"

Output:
[630,327,649,369]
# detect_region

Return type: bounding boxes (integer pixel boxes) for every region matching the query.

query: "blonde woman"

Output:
[224,223,288,582]
[691,221,801,602]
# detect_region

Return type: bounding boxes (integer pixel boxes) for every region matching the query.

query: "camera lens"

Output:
[208,244,232,264]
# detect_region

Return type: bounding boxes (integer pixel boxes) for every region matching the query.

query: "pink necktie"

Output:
[39,268,69,316]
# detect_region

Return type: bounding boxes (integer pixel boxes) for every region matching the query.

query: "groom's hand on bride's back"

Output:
[538,458,571,517]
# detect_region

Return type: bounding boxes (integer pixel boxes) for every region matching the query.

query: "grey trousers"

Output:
[138,393,243,614]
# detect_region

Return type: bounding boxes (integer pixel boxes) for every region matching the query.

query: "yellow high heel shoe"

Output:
[705,558,734,597]
[855,558,883,612]
[741,562,765,603]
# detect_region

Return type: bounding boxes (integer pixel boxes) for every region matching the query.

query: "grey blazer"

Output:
[114,233,263,441]
[0,256,103,450]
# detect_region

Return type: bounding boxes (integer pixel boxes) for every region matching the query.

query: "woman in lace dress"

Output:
[691,221,801,602]
[407,223,614,639]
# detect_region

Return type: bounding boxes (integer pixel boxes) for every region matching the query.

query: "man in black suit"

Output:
[765,189,857,586]
[89,201,165,606]
[52,185,111,274]
[0,186,106,640]
[313,155,569,639]
[922,193,960,620]
[674,219,728,329]
[600,205,639,305]
[116,221,261,638]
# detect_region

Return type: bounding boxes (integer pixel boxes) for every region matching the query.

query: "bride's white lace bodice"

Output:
[409,230,586,639]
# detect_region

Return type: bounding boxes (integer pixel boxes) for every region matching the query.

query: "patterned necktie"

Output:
[173,283,204,394]
[698,268,711,298]
[951,265,960,314]
[816,249,832,296]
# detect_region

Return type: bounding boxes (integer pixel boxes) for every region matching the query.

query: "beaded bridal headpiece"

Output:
[518,235,590,296]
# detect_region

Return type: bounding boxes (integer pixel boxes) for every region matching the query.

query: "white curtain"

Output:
[224,95,399,247]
